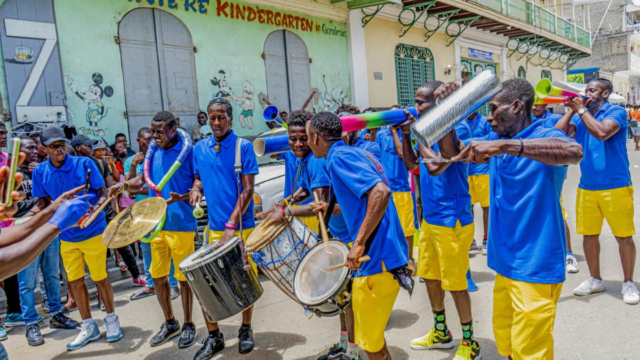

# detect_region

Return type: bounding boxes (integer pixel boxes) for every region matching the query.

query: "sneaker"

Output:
[481,239,488,256]
[622,282,640,305]
[67,321,101,351]
[96,300,106,312]
[25,324,44,347]
[573,277,605,296]
[150,321,180,347]
[469,239,478,251]
[104,315,123,342]
[566,254,579,274]
[4,313,24,327]
[132,275,146,288]
[50,313,80,330]
[130,287,156,301]
[410,328,454,350]
[317,343,345,360]
[170,287,181,300]
[194,333,225,360]
[0,323,7,341]
[453,340,481,360]
[238,326,254,354]
[178,323,196,348]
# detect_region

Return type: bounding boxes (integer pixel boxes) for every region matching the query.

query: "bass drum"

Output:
[180,236,263,322]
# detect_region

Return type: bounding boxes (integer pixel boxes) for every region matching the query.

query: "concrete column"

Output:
[454,42,463,83]
[502,50,509,80]
[347,10,369,110]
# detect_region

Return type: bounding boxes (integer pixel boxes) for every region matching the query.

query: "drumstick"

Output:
[313,191,332,253]
[323,255,371,271]
[79,192,120,229]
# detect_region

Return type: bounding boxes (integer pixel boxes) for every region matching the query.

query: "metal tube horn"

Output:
[263,105,288,129]
[253,128,290,157]
[411,70,502,149]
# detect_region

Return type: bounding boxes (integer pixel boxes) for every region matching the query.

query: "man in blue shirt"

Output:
[111,111,198,349]
[307,112,409,360]
[32,126,122,350]
[400,81,479,360]
[555,78,639,304]
[447,79,583,359]
[465,112,492,254]
[532,103,562,127]
[190,98,259,359]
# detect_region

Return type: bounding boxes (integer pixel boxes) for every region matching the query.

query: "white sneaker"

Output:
[621,282,640,305]
[104,315,123,342]
[566,254,579,273]
[67,321,101,351]
[573,277,605,296]
[469,240,478,251]
[481,239,488,256]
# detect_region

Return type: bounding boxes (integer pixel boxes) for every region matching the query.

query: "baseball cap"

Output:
[70,135,96,148]
[41,126,68,146]
[200,125,213,137]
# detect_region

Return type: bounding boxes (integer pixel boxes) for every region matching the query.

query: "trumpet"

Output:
[263,105,288,129]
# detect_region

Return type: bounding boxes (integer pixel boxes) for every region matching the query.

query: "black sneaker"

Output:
[237,326,254,354]
[25,324,44,347]
[50,313,80,330]
[194,334,225,360]
[317,343,345,360]
[178,323,196,348]
[150,321,181,347]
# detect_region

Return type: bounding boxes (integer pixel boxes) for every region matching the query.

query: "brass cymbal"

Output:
[102,197,167,249]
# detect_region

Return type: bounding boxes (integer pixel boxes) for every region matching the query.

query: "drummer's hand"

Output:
[399,109,417,135]
[166,192,182,205]
[189,188,202,208]
[107,183,124,198]
[434,82,459,101]
[310,201,328,214]
[346,243,366,271]
[214,228,236,248]
[268,206,286,223]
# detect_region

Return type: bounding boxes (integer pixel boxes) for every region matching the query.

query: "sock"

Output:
[209,329,221,338]
[433,309,449,335]
[82,318,94,329]
[483,235,487,240]
[346,342,358,359]
[105,312,116,322]
[567,250,573,256]
[166,318,177,326]
[461,320,475,344]
[240,323,251,330]
[339,331,348,351]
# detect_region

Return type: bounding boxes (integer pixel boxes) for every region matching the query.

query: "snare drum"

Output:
[180,236,263,322]
[246,217,318,303]
[293,241,352,317]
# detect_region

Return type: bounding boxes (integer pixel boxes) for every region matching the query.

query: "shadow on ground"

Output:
[51,326,153,359]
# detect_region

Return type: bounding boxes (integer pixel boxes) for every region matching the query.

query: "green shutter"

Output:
[395,44,436,106]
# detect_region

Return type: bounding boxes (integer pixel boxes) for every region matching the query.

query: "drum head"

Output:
[293,241,350,306]
[180,236,239,272]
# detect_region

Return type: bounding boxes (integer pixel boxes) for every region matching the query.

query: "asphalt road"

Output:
[3,142,640,360]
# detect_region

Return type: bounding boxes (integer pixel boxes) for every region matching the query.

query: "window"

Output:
[541,70,552,81]
[395,44,435,106]
[518,66,526,79]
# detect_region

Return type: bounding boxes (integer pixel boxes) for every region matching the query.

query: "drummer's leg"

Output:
[169,231,196,322]
[154,276,174,320]
[241,305,253,325]
[179,281,193,323]
[150,233,175,320]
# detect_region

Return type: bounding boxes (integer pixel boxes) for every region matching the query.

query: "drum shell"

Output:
[181,240,263,322]
[305,276,352,318]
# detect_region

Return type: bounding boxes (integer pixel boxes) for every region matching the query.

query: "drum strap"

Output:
[235,137,251,271]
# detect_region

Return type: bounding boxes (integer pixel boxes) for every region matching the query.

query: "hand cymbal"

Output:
[102,197,167,249]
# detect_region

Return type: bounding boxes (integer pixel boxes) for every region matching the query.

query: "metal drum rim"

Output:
[179,236,240,272]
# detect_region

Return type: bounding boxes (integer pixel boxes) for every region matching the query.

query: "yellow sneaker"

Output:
[410,328,454,350]
[453,340,482,360]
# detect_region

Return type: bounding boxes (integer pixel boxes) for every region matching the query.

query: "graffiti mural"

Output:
[314,75,347,113]
[65,73,114,139]
[211,69,257,129]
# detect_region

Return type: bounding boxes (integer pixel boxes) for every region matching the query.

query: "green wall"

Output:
[0,0,351,142]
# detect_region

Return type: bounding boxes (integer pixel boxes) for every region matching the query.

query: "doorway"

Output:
[461,59,497,117]
[119,8,199,150]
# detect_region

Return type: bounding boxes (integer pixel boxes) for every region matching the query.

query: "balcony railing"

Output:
[465,0,590,48]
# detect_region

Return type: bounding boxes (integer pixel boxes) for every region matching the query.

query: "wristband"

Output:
[517,138,524,157]
[225,222,237,230]
[280,205,286,217]
[123,181,130,192]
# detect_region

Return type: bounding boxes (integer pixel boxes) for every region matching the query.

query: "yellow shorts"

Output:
[208,228,257,274]
[392,192,416,237]
[60,235,107,282]
[469,174,490,207]
[353,271,400,353]
[150,231,195,282]
[418,220,474,291]
[291,204,320,234]
[493,274,562,359]
[560,197,567,221]
[576,186,635,237]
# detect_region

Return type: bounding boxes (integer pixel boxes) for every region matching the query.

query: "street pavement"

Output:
[3,142,640,360]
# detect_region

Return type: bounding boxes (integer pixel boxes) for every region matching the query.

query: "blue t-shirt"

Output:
[532,109,563,128]
[279,152,311,206]
[355,138,381,161]
[326,141,409,277]
[467,121,572,284]
[193,131,259,231]
[299,152,331,195]
[376,128,411,193]
[572,102,631,190]
[148,138,197,232]
[416,122,473,228]
[465,114,492,176]
[32,155,106,242]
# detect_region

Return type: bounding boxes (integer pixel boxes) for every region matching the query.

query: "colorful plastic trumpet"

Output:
[340,107,419,132]
[263,105,288,129]
[534,96,568,105]
[535,79,583,99]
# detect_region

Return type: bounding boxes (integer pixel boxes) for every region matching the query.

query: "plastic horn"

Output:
[534,96,568,105]
[411,70,502,149]
[253,133,290,157]
[193,203,204,219]
[263,105,288,129]
[340,107,419,132]
[535,78,584,99]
